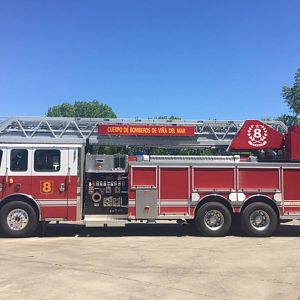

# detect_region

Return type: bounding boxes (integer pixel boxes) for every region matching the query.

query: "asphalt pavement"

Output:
[1,221,300,300]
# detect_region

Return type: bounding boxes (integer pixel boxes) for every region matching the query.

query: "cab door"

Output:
[4,147,32,198]
[31,148,68,219]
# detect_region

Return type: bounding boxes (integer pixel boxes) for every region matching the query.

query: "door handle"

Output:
[59,183,65,192]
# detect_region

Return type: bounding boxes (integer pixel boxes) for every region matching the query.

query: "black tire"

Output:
[0,201,39,238]
[195,202,232,237]
[241,202,278,237]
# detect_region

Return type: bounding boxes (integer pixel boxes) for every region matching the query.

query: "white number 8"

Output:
[253,128,262,138]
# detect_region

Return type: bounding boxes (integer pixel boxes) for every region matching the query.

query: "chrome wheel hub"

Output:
[250,210,270,231]
[7,209,29,231]
[204,210,224,231]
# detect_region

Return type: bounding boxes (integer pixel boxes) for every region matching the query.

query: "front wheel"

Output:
[0,201,39,238]
[195,202,232,237]
[241,202,278,237]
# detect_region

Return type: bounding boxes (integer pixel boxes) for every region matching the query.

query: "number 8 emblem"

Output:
[247,125,268,147]
[40,180,53,194]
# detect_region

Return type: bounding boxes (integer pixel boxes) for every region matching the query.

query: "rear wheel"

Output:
[241,202,278,237]
[195,202,232,237]
[0,201,39,238]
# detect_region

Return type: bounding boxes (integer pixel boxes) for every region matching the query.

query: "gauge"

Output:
[92,192,102,203]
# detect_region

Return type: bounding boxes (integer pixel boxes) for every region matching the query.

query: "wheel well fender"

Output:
[194,195,234,218]
[0,194,41,221]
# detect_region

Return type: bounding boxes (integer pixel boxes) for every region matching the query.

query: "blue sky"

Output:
[0,0,299,120]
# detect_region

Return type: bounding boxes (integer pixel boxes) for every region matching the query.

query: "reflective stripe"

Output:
[283,201,300,206]
[41,204,78,206]
[38,200,77,205]
[160,201,188,206]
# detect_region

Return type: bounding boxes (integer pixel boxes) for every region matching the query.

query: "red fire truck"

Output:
[0,116,299,238]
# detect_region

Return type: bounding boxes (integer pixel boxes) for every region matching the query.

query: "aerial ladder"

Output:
[0,116,287,148]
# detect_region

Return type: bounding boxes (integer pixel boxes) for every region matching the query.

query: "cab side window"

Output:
[34,150,61,172]
[10,149,28,172]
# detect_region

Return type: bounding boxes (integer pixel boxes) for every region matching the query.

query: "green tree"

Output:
[277,68,300,126]
[47,100,117,118]
[276,114,299,127]
[282,68,300,116]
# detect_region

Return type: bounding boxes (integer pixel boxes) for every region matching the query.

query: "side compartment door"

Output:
[159,167,190,215]
[0,148,7,199]
[136,189,158,219]
[31,148,68,219]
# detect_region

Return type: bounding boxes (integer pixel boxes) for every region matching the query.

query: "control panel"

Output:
[84,172,128,215]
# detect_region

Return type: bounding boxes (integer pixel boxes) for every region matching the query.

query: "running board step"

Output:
[84,215,128,227]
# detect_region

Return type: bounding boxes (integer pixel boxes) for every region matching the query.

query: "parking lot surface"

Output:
[1,221,300,300]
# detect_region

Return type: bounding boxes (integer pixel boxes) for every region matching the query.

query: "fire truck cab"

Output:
[0,144,83,235]
[0,117,299,238]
